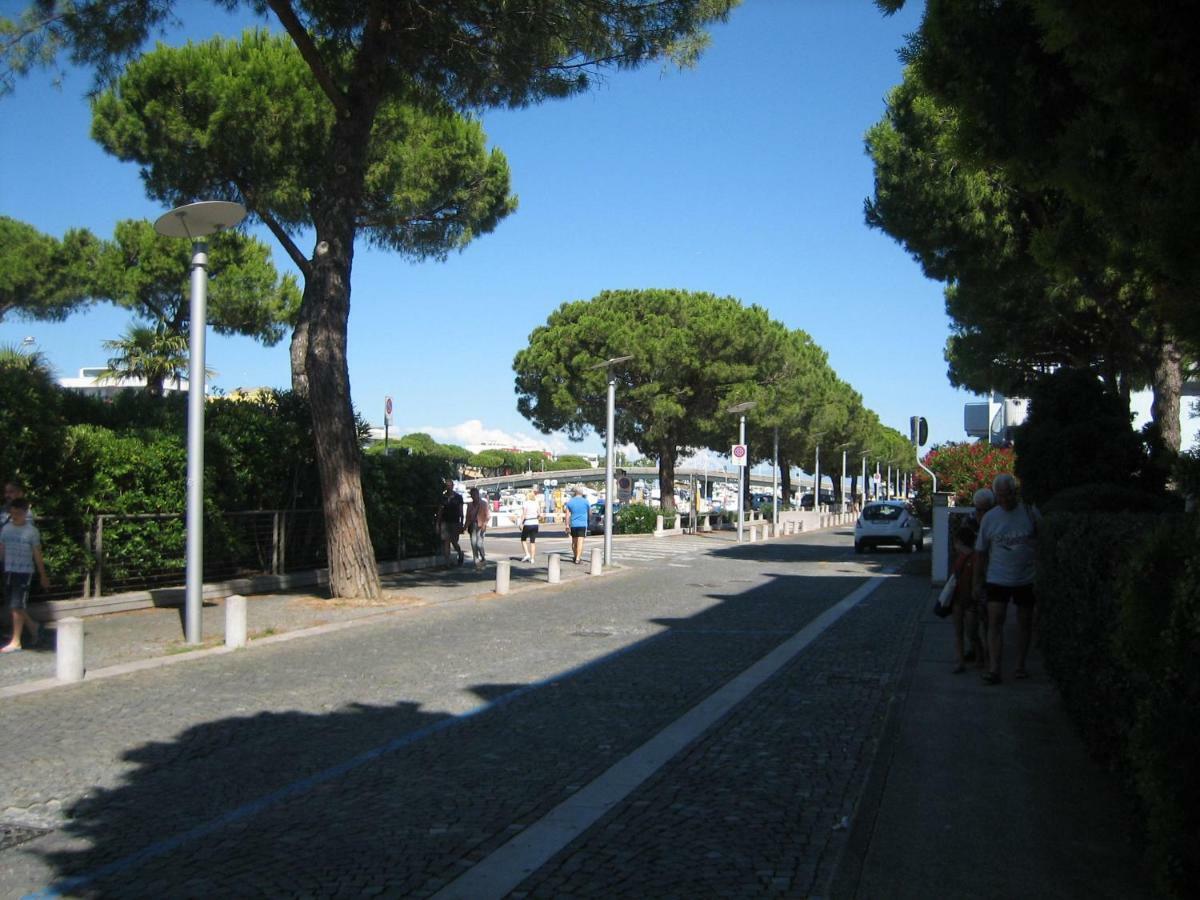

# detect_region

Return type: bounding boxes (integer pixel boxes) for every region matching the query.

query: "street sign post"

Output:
[384,396,393,451]
[731,444,748,466]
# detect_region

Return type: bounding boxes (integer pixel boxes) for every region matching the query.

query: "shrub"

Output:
[1039,511,1200,897]
[912,440,1015,519]
[616,503,658,534]
[1040,483,1180,515]
[360,450,452,559]
[1015,368,1146,506]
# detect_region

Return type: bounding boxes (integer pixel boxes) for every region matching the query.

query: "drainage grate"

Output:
[1,822,52,851]
[571,630,614,638]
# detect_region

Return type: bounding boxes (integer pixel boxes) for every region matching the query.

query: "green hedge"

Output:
[1038,512,1200,896]
[361,451,452,560]
[616,504,659,534]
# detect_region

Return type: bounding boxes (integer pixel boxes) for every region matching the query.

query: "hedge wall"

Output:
[1038,512,1200,897]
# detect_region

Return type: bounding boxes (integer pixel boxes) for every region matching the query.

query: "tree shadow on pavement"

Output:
[20,569,895,898]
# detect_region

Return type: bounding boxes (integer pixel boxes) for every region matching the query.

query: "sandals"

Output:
[982,671,1001,685]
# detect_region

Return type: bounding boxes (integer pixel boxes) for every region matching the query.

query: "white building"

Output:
[965,388,1200,449]
[57,367,189,400]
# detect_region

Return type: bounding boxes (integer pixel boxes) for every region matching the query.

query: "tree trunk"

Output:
[301,237,382,600]
[1151,337,1183,453]
[290,315,310,396]
[658,448,676,514]
[297,73,387,600]
[779,454,792,503]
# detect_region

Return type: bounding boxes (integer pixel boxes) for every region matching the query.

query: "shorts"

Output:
[521,524,539,540]
[438,522,461,542]
[3,572,32,610]
[985,583,1036,608]
[570,526,586,538]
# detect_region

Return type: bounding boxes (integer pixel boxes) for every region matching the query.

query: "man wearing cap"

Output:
[563,487,592,565]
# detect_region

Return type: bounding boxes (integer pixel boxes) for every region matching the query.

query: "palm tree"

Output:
[101,324,211,396]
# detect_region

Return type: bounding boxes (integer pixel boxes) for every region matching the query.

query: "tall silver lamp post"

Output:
[589,355,633,565]
[154,201,247,645]
[772,425,779,528]
[728,401,757,542]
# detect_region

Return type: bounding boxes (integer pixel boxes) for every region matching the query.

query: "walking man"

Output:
[563,486,591,564]
[973,473,1041,684]
[1,498,49,653]
[435,479,465,566]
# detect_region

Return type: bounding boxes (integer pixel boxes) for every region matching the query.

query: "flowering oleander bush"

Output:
[911,440,1014,519]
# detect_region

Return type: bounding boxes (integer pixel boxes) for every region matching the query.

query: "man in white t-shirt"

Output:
[973,473,1042,684]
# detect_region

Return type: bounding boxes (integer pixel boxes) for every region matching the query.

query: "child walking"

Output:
[1,498,49,652]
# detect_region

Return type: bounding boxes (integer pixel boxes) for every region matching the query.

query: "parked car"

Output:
[588,501,619,535]
[854,500,924,553]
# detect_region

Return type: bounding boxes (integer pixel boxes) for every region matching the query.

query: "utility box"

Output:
[932,492,978,586]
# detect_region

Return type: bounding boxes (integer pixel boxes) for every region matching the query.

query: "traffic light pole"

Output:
[911,414,938,493]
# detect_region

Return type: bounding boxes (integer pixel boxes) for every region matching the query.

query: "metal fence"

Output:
[35,509,329,601]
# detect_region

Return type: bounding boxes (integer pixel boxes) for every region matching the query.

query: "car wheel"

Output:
[902,539,913,553]
[916,534,924,552]
[854,541,865,554]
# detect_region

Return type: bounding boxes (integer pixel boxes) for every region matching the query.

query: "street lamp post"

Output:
[814,445,821,511]
[589,355,633,565]
[772,425,779,529]
[728,401,757,542]
[154,201,247,645]
[860,453,868,508]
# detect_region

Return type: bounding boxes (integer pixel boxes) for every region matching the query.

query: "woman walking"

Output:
[465,487,490,569]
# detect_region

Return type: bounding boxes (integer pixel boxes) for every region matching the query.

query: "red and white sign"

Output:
[731,444,748,467]
[384,396,393,420]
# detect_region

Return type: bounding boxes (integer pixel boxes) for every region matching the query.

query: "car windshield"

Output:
[863,504,903,522]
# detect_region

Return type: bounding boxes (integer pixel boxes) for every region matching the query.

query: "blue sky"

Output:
[0,0,988,460]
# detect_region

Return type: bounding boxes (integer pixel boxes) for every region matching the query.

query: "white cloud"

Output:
[413,419,575,454]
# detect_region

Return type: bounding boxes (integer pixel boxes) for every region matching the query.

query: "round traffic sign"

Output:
[385,396,393,416]
[732,445,746,459]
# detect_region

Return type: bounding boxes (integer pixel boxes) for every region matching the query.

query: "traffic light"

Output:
[910,415,928,447]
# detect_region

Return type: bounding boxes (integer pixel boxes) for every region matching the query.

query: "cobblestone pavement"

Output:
[0,528,929,897]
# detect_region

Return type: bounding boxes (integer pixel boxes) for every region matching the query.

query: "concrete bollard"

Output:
[547,553,561,584]
[56,616,85,683]
[748,524,758,543]
[225,594,247,648]
[495,560,511,594]
[655,514,664,533]
[590,548,603,575]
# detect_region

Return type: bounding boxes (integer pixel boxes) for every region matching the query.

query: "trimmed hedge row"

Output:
[1038,512,1199,897]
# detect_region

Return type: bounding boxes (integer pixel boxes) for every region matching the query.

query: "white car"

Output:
[854,500,924,553]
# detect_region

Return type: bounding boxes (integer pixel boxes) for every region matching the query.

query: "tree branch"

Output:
[263,0,348,115]
[235,180,312,280]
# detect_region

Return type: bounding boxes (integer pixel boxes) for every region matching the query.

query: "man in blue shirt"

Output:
[563,487,591,564]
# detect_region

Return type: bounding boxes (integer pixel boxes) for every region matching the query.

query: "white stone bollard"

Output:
[748,524,758,543]
[547,553,561,584]
[655,514,664,532]
[590,549,603,575]
[225,594,247,648]
[495,560,511,594]
[56,616,85,683]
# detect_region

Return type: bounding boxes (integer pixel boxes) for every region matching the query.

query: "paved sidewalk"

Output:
[831,602,1150,898]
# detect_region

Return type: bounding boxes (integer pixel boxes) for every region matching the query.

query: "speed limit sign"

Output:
[731,444,748,467]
